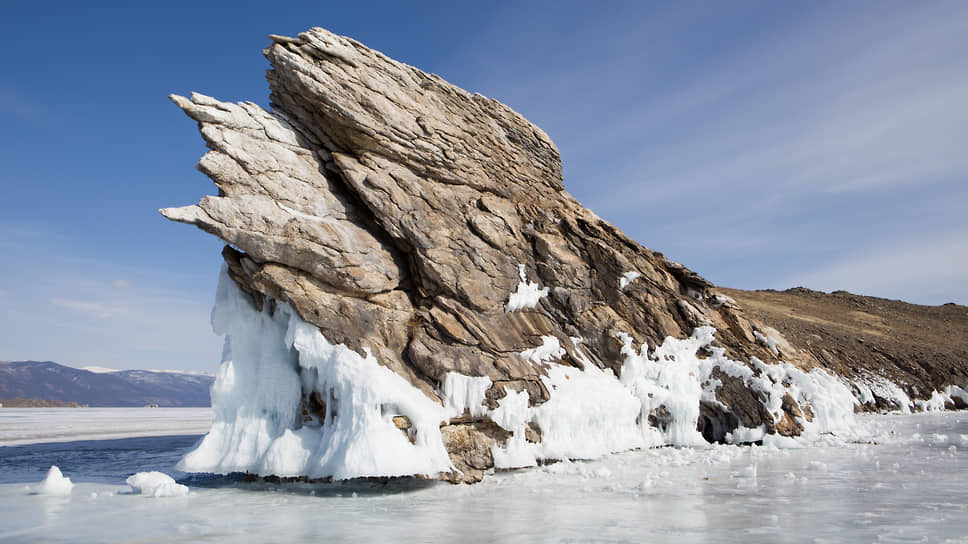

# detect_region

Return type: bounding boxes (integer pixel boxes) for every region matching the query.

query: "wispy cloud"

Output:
[585,6,968,214]
[462,2,968,304]
[785,230,968,305]
[51,298,128,319]
[0,227,222,371]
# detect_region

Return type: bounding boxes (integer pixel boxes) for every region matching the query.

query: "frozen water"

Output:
[183,271,867,482]
[176,268,453,480]
[34,466,73,496]
[0,407,212,446]
[440,373,491,418]
[0,410,966,542]
[126,472,189,498]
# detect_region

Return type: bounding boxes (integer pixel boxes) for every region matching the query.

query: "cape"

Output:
[162,28,968,482]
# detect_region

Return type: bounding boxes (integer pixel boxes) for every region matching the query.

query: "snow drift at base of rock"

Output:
[180,268,868,480]
[177,268,454,481]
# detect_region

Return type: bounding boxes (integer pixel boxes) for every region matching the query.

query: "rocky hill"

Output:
[161,27,967,483]
[0,361,214,407]
[717,287,968,411]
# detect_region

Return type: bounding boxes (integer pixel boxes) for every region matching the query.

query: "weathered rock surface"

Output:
[163,28,967,482]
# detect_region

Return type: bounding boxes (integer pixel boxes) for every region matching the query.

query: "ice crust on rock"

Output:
[852,373,914,413]
[619,271,641,290]
[520,335,566,365]
[182,270,869,480]
[177,268,453,481]
[441,372,491,418]
[753,330,780,356]
[491,326,862,468]
[36,466,73,496]
[126,472,189,498]
[915,386,968,412]
[505,264,549,312]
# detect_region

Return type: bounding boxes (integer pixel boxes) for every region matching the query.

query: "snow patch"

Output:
[753,330,780,356]
[852,373,912,413]
[80,366,120,373]
[520,336,565,365]
[126,472,189,497]
[505,264,548,311]
[619,271,640,290]
[36,465,73,495]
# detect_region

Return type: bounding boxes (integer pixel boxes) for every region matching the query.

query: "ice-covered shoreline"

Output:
[174,268,968,484]
[1,411,966,543]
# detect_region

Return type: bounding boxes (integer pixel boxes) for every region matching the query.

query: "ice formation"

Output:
[619,271,641,290]
[520,336,566,365]
[505,264,549,311]
[490,326,862,468]
[915,386,968,412]
[177,268,453,481]
[125,472,189,498]
[181,268,880,480]
[440,373,491,418]
[36,466,73,496]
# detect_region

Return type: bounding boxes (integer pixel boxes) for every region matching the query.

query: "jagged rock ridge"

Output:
[162,28,966,482]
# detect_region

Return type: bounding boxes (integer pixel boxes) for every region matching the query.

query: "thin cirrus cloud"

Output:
[0,227,222,371]
[586,6,968,212]
[50,298,128,319]
[505,3,968,303]
[786,230,968,305]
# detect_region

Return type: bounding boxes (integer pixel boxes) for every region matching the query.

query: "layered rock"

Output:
[162,28,966,483]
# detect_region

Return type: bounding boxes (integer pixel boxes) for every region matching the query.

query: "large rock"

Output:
[162,28,964,483]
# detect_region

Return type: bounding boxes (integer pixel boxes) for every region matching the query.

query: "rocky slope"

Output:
[718,288,968,411]
[162,28,967,482]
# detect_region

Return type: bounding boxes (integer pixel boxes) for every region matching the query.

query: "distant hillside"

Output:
[718,287,968,408]
[0,398,82,408]
[0,361,214,407]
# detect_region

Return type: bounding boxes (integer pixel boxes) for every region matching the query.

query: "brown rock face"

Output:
[162,28,966,481]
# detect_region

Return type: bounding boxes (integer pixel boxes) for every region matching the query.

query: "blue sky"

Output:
[1,1,965,372]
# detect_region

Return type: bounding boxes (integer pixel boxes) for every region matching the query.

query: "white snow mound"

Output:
[126,471,189,497]
[36,465,74,495]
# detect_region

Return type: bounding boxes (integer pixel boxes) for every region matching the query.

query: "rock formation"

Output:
[162,28,968,483]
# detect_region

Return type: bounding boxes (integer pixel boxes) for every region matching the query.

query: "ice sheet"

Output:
[0,408,213,446]
[0,412,965,543]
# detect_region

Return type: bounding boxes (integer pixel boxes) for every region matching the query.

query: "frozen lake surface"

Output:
[0,407,213,446]
[0,409,966,543]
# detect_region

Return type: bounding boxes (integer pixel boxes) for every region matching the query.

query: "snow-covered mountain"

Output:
[0,361,213,407]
